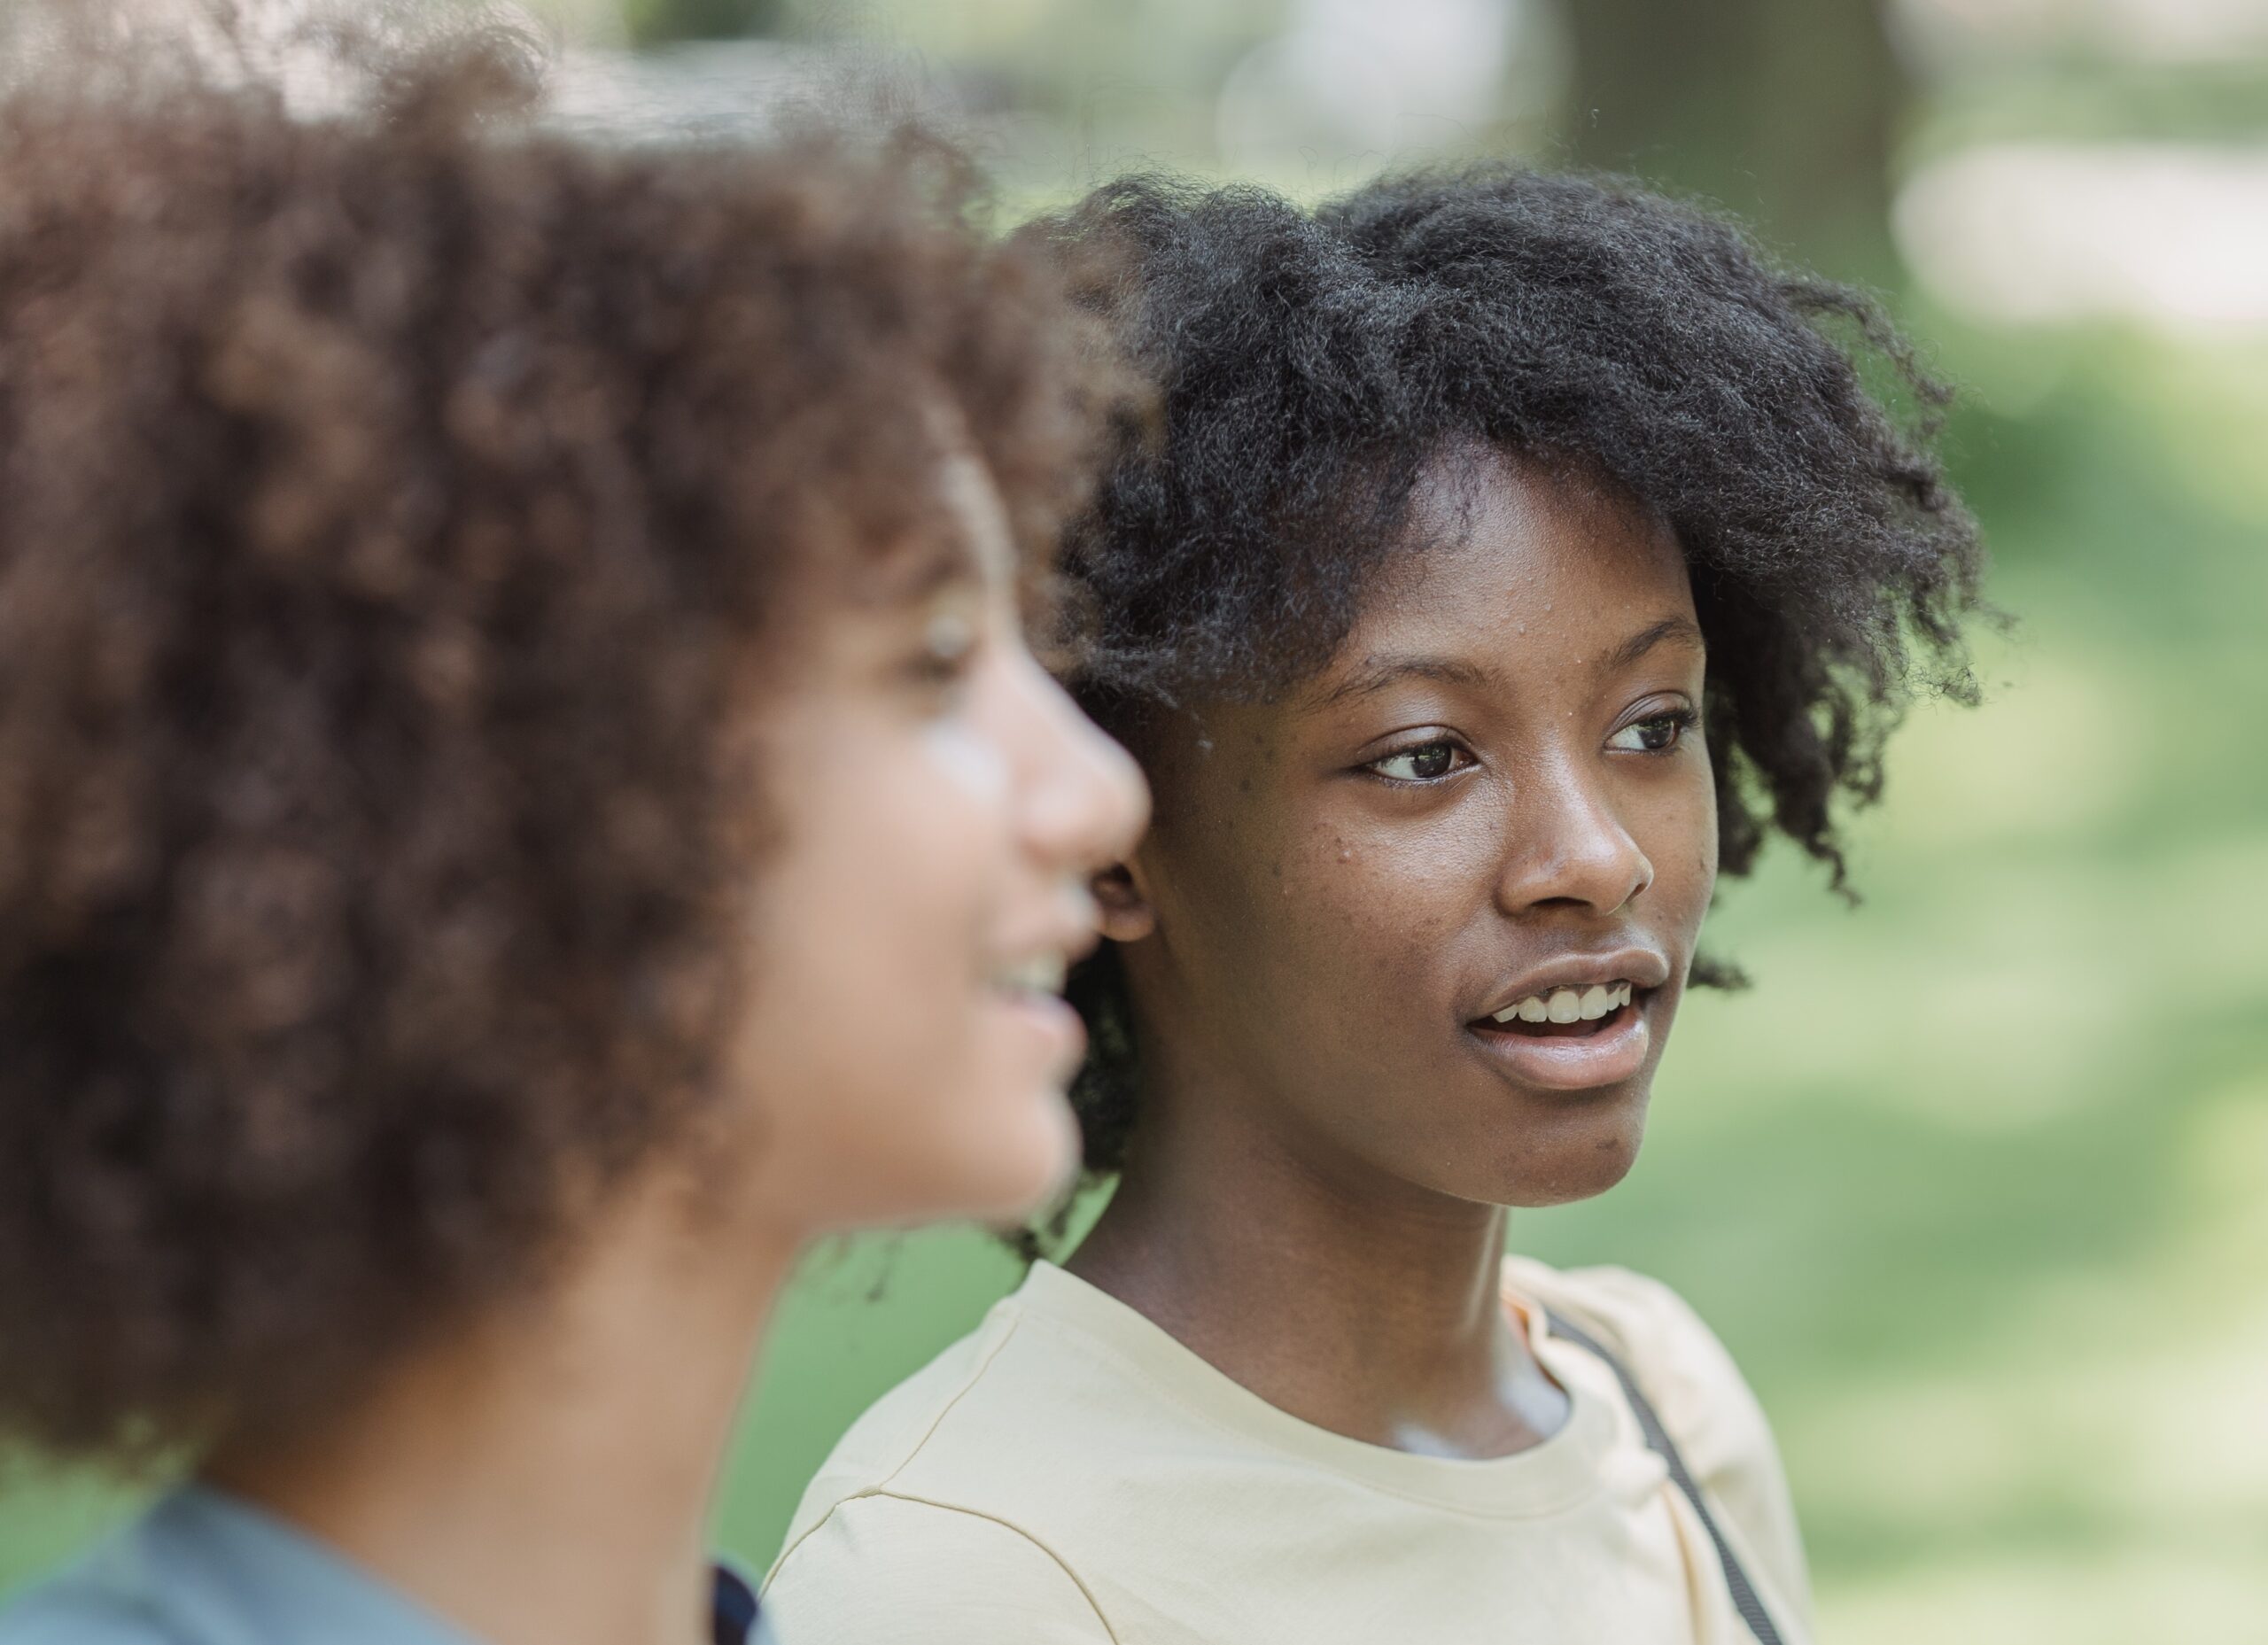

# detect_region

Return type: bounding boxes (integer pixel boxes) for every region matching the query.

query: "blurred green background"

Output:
[6,1,2265,1641]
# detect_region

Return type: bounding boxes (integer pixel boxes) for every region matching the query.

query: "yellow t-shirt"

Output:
[763,1256,1813,1644]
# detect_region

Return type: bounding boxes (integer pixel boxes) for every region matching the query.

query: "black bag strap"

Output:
[1542,1307,1784,1645]
[711,1563,761,1644]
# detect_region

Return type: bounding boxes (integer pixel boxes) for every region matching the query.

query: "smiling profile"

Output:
[0,14,1149,1644]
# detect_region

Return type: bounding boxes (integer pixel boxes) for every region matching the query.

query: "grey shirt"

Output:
[0,1486,765,1644]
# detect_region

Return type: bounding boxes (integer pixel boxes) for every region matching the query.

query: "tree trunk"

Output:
[623,0,788,47]
[1561,0,1908,280]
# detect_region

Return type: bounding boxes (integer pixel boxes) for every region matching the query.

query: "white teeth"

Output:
[993,954,1067,997]
[1489,980,1637,1026]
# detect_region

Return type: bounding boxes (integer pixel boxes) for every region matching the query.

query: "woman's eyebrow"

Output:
[910,442,1015,609]
[1598,615,1705,676]
[1317,618,1699,709]
[1316,655,1501,708]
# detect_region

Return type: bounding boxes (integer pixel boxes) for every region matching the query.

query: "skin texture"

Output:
[214,454,1146,1645]
[1070,446,1713,1461]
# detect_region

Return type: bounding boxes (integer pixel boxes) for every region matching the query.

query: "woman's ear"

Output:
[1091,862,1155,943]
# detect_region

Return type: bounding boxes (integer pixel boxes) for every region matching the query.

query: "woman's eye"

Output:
[1607,708,1698,754]
[906,609,980,702]
[1367,741,1467,783]
[910,648,974,689]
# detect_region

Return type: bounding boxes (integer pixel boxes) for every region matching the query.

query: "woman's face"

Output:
[1113,447,1716,1207]
[735,453,1148,1232]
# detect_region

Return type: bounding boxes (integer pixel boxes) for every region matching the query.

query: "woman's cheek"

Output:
[1672,763,1719,918]
[918,713,1011,816]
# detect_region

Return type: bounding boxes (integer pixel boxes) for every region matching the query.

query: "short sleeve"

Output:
[761,1494,1114,1645]
[1535,1263,1815,1630]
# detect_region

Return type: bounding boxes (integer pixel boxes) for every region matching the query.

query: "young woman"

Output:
[0,22,1144,1645]
[764,169,1987,1642]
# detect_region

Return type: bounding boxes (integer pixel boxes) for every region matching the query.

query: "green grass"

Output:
[6,329,2264,1644]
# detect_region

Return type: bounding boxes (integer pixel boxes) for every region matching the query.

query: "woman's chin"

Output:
[1430,1088,1651,1209]
[1498,1121,1647,1208]
[871,1064,1082,1231]
[983,987,1088,1090]
[958,1077,1084,1226]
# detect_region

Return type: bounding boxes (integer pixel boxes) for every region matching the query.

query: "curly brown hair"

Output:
[0,28,1122,1465]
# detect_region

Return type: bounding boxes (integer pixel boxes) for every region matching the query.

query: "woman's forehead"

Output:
[1404,442,1673,560]
[812,443,1006,619]
[1348,454,1692,660]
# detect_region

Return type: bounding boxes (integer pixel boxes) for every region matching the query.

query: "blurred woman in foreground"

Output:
[0,14,1144,1644]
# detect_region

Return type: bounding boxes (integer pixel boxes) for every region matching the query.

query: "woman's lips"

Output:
[1465,996,1652,1091]
[988,985,1087,1083]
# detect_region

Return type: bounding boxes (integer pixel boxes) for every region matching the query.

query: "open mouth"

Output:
[983,949,1086,1077]
[1472,981,1642,1040]
[1465,973,1658,1091]
[987,952,1069,1002]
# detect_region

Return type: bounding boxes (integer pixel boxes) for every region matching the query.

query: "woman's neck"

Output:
[206,1169,797,1645]
[1067,1079,1567,1459]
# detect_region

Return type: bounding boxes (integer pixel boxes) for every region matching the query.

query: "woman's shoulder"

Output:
[1503,1254,1813,1622]
[778,1261,1223,1543]
[0,1488,480,1645]
[761,1494,1110,1644]
[762,1291,1118,1641]
[761,1268,1200,1641]
[1505,1256,1772,1473]
[0,1501,205,1645]
[0,1563,184,1645]
[773,1293,1030,1537]
[1506,1255,1739,1371]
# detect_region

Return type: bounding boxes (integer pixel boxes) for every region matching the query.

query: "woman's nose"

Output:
[1009,654,1150,877]
[1495,759,1653,919]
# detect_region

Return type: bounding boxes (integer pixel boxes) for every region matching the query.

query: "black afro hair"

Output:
[1029,165,1990,1182]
